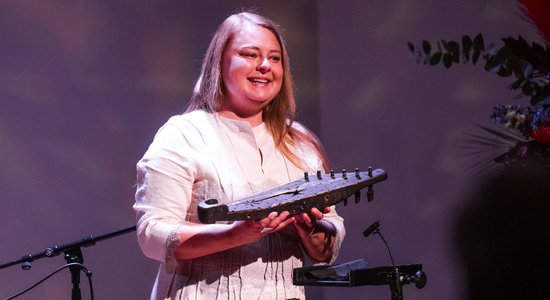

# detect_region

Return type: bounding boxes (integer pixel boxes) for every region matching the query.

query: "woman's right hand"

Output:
[175,211,296,260]
[230,211,296,244]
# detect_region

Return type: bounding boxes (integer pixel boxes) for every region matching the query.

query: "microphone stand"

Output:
[375,232,402,300]
[292,221,426,299]
[0,225,136,300]
[363,220,424,300]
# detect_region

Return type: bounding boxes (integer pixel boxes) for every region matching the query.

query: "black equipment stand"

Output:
[293,220,427,299]
[293,263,426,300]
[0,225,136,300]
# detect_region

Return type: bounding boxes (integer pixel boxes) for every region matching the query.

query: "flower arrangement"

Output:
[407,0,550,168]
[491,104,550,142]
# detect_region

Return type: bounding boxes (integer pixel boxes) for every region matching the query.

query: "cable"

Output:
[376,230,396,268]
[2,263,94,300]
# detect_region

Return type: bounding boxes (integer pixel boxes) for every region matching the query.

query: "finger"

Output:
[258,212,279,227]
[262,215,295,234]
[293,213,305,223]
[309,208,323,220]
[298,212,313,227]
[277,216,296,229]
[267,211,278,220]
[293,220,313,238]
[246,220,265,230]
[275,211,290,220]
[319,206,331,213]
[270,211,292,228]
[260,211,288,226]
[260,226,275,234]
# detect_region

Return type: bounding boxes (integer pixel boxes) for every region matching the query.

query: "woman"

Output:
[134,11,345,299]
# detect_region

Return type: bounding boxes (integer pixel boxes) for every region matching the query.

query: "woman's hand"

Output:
[229,211,296,244]
[293,207,331,238]
[293,206,336,263]
[175,211,296,260]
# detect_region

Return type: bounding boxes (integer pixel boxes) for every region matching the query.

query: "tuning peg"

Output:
[354,191,361,204]
[330,169,335,179]
[316,170,322,180]
[355,168,360,179]
[304,172,309,181]
[368,166,373,177]
[367,185,374,202]
[342,169,347,180]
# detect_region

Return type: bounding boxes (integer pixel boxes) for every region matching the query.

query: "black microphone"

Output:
[363,220,380,237]
[362,220,427,293]
[363,220,402,298]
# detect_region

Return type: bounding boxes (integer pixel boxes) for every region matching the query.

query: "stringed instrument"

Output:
[197,167,387,224]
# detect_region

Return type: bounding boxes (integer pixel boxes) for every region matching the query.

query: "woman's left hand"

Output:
[293,207,331,239]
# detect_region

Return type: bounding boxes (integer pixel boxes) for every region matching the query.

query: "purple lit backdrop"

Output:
[0,1,538,299]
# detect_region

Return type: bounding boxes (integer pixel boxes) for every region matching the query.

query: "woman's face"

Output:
[220,23,283,123]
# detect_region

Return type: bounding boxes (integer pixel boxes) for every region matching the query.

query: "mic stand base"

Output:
[388,268,403,300]
[65,248,83,300]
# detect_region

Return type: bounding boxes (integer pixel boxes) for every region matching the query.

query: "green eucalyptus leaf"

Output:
[448,41,460,63]
[443,53,453,68]
[407,42,415,54]
[486,46,511,73]
[472,49,481,65]
[496,46,511,60]
[483,44,498,59]
[423,55,432,65]
[534,89,550,105]
[532,41,545,54]
[473,33,485,52]
[522,61,534,78]
[442,40,451,52]
[485,57,502,73]
[463,50,471,62]
[531,85,550,105]
[506,56,522,78]
[462,35,473,62]
[535,96,550,106]
[430,52,442,65]
[422,41,431,55]
[497,65,513,77]
[522,81,536,96]
[510,77,525,90]
[530,93,547,105]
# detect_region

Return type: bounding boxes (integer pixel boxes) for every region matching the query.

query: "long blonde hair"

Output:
[187,11,329,171]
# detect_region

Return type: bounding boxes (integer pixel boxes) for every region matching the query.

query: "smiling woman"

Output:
[133,11,345,300]
[219,23,283,125]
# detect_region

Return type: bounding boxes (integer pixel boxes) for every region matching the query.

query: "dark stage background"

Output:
[0,1,538,299]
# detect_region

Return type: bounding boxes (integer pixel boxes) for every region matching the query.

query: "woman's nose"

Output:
[257,57,271,74]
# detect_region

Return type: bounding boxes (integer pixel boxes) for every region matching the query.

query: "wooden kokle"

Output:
[198,167,388,224]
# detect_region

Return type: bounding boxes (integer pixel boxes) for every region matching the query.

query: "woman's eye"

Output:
[242,52,257,58]
[270,56,281,62]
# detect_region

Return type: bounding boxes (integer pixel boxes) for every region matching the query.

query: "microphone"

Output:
[363,220,401,298]
[363,220,380,237]
[362,220,428,293]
